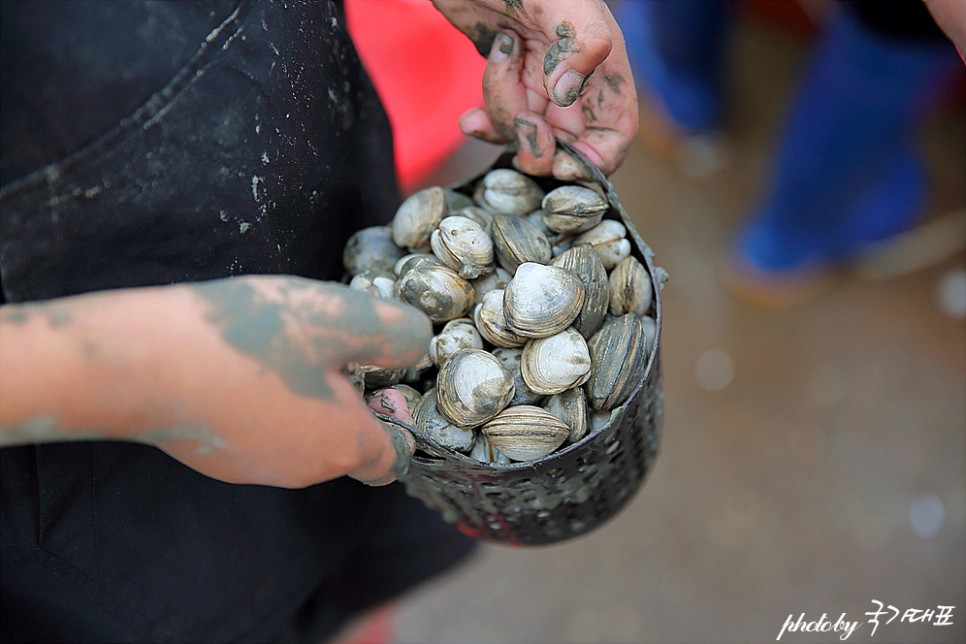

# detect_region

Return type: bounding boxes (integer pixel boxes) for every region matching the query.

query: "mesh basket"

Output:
[391,141,665,546]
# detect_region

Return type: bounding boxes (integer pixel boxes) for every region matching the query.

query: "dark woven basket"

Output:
[393,142,665,546]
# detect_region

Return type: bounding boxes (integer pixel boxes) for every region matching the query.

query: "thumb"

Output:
[534,1,614,107]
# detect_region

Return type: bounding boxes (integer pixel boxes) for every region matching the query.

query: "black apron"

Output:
[0,1,474,641]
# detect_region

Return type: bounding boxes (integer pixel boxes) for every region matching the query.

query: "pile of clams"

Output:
[343,168,658,466]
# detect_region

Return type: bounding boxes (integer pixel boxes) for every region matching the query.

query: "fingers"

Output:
[528,0,614,107]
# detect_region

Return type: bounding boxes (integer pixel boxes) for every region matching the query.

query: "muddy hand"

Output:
[434,0,639,179]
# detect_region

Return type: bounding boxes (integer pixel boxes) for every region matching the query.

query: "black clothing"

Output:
[0,1,474,641]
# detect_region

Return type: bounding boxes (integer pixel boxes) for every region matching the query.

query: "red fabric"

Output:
[346,0,486,192]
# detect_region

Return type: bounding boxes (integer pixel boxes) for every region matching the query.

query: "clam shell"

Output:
[541,185,608,234]
[503,262,585,338]
[429,318,484,367]
[479,168,544,215]
[358,364,406,389]
[473,289,528,348]
[436,348,515,428]
[551,243,609,338]
[391,186,447,251]
[608,256,653,317]
[414,388,476,453]
[574,220,631,270]
[491,347,544,406]
[469,434,512,466]
[454,205,494,236]
[471,267,512,306]
[584,314,649,411]
[444,189,474,212]
[521,327,592,395]
[544,388,589,443]
[343,226,406,277]
[481,405,570,462]
[393,252,440,277]
[348,269,396,300]
[430,215,495,280]
[395,263,475,323]
[491,213,552,273]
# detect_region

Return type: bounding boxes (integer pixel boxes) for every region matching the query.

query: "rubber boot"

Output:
[733,4,959,288]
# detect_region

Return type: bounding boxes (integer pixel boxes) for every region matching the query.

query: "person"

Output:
[0,0,638,641]
[614,0,962,305]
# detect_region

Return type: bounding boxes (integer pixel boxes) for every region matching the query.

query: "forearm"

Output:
[0,287,177,446]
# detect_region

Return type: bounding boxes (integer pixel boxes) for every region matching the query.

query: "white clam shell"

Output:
[429,318,484,367]
[435,348,515,428]
[551,243,609,338]
[473,289,528,348]
[343,226,407,277]
[471,267,512,306]
[414,388,476,453]
[391,186,447,251]
[491,347,544,406]
[608,256,654,317]
[543,388,590,443]
[574,220,631,270]
[348,269,396,300]
[541,185,608,234]
[503,262,585,338]
[585,314,649,411]
[491,214,552,273]
[481,405,570,462]
[395,263,475,323]
[430,215,495,280]
[521,327,592,395]
[480,168,544,215]
[469,434,512,465]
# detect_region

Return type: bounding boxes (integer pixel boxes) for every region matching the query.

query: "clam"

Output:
[544,388,589,443]
[435,348,515,428]
[414,388,476,453]
[478,168,544,215]
[491,347,544,406]
[471,267,512,306]
[395,263,475,322]
[574,220,632,270]
[391,186,447,251]
[429,318,484,367]
[551,243,609,338]
[348,269,396,299]
[608,256,653,317]
[454,205,493,236]
[491,213,552,273]
[444,189,474,212]
[394,252,440,277]
[521,327,592,395]
[541,185,608,234]
[402,352,434,386]
[430,215,495,280]
[469,434,511,466]
[503,262,585,338]
[585,314,649,411]
[481,405,570,462]
[357,364,406,389]
[343,226,406,277]
[641,315,657,353]
[473,289,528,348]
[525,209,553,236]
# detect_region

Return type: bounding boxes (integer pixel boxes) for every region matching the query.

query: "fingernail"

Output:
[491,32,513,61]
[552,69,585,107]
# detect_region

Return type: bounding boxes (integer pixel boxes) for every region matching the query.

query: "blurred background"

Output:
[348,1,965,642]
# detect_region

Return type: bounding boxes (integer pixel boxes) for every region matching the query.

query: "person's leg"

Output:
[733,4,958,290]
[616,0,729,134]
